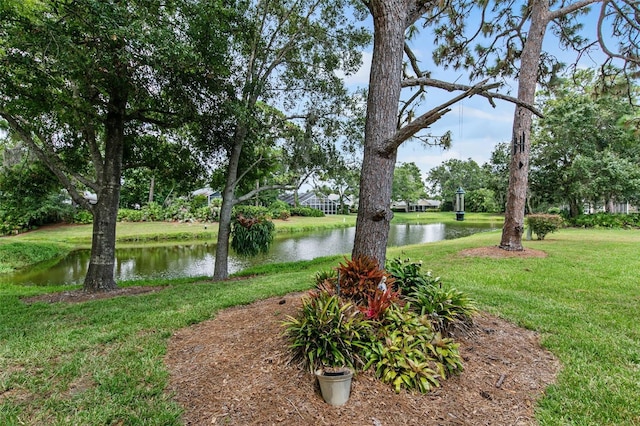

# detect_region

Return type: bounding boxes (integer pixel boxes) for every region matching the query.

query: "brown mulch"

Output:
[23,247,561,425]
[164,292,559,426]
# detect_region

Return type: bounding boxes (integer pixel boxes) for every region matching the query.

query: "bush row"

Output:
[569,213,640,229]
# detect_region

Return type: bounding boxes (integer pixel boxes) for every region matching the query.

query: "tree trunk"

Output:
[499,0,549,251]
[352,1,405,266]
[213,127,246,280]
[83,95,126,292]
[148,175,155,204]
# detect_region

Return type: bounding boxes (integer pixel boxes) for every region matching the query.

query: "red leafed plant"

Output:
[358,287,401,320]
[336,255,395,304]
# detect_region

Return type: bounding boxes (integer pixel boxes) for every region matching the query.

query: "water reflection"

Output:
[4,223,496,286]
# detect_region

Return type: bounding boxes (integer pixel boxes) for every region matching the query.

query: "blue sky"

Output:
[340,6,609,181]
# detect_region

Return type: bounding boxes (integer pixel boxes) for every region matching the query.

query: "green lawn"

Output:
[1,221,639,424]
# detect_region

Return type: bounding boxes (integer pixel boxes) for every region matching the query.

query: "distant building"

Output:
[280,191,340,215]
[391,199,441,212]
[191,187,221,206]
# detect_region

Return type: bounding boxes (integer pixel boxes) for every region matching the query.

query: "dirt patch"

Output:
[165,292,560,426]
[459,246,547,259]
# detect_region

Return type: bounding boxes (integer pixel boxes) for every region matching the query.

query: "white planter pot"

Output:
[315,368,353,406]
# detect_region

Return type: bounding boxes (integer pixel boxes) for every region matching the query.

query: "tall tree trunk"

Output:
[352,1,405,266]
[148,175,155,204]
[83,96,126,292]
[499,0,549,251]
[213,127,246,280]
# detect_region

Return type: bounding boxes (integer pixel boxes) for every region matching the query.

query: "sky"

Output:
[342,50,517,178]
[339,6,611,182]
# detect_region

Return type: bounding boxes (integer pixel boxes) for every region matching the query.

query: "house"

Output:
[191,187,221,206]
[391,199,441,212]
[280,191,340,215]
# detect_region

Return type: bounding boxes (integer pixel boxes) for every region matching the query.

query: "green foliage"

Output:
[233,205,271,218]
[0,241,68,273]
[0,161,74,234]
[314,268,337,288]
[290,207,324,217]
[392,162,426,210]
[118,209,145,222]
[385,257,440,294]
[570,213,640,228]
[526,214,564,240]
[363,304,462,393]
[193,205,220,222]
[73,209,93,224]
[336,256,393,304]
[268,200,291,220]
[283,291,372,372]
[230,214,275,256]
[407,282,477,336]
[386,257,476,335]
[465,188,499,213]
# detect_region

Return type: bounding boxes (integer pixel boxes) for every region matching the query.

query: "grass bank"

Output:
[0,212,491,272]
[1,227,639,424]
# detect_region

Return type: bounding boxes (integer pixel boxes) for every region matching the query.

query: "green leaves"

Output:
[282,291,371,372]
[363,305,462,394]
[230,213,275,257]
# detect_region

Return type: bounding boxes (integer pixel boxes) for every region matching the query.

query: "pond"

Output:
[6,222,499,286]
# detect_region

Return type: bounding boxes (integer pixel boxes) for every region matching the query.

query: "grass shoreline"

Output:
[1,217,638,424]
[0,212,503,273]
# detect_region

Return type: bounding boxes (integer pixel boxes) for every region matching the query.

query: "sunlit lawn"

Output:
[1,221,639,424]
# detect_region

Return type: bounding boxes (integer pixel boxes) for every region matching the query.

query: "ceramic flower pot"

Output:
[315,368,353,406]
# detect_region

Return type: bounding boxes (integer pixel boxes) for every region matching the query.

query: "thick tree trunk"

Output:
[352,1,405,266]
[84,195,120,291]
[499,0,549,251]
[83,95,125,292]
[213,127,246,280]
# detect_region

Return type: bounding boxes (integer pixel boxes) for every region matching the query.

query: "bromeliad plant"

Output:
[336,255,395,304]
[407,282,478,336]
[283,290,372,372]
[283,255,473,394]
[363,304,463,393]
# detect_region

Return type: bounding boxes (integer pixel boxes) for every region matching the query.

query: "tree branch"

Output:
[236,183,297,204]
[402,77,544,116]
[0,111,94,211]
[383,79,510,156]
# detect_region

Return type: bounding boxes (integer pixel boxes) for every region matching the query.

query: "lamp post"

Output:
[455,187,465,221]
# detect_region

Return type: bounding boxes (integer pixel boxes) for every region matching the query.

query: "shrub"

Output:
[407,282,477,336]
[363,304,463,393]
[526,214,564,240]
[283,291,372,372]
[570,213,640,229]
[233,205,271,218]
[290,206,324,217]
[193,206,220,222]
[336,255,395,304]
[118,208,144,222]
[141,202,164,221]
[268,200,291,220]
[73,209,93,224]
[386,257,440,294]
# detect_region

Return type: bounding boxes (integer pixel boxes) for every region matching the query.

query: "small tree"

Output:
[392,162,426,212]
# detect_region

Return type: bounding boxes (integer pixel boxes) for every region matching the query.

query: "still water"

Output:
[6,223,497,286]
